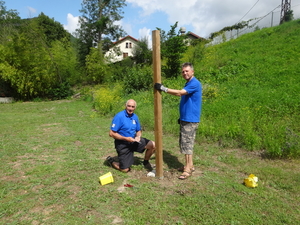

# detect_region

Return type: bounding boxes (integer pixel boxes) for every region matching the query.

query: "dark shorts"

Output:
[114,137,150,169]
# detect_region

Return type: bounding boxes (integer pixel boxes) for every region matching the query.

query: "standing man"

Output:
[107,99,155,173]
[154,62,202,180]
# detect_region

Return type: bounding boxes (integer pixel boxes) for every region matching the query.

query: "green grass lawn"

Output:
[1,100,299,224]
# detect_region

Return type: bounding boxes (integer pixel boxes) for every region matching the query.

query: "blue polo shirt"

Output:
[180,77,202,123]
[110,110,141,138]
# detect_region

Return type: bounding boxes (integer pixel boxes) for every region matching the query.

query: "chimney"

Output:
[180,27,186,35]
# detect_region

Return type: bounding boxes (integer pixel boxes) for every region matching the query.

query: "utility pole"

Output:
[280,0,291,24]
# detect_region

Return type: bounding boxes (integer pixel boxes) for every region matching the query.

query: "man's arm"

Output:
[165,88,188,96]
[154,83,188,96]
[109,130,135,142]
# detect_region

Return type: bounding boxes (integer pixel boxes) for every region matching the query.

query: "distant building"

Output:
[186,31,204,40]
[180,27,205,45]
[105,35,139,63]
[105,31,205,63]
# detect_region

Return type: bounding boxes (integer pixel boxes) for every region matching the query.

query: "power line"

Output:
[238,0,260,22]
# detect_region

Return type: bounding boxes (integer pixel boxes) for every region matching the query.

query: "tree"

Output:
[0,0,21,44]
[0,23,57,99]
[76,0,126,66]
[35,12,70,46]
[0,1,21,97]
[157,22,188,78]
[284,10,294,23]
[85,42,109,84]
[0,14,78,100]
[132,36,152,66]
[0,1,20,22]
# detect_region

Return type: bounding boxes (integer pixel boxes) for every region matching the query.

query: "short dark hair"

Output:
[182,62,194,70]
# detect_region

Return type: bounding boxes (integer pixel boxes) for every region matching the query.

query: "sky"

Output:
[5,0,300,41]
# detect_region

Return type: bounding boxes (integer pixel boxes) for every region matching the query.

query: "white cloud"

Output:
[138,27,152,48]
[118,20,133,37]
[138,27,151,39]
[26,6,37,18]
[63,13,80,35]
[125,0,295,38]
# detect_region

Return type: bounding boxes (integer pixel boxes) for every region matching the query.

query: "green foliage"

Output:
[76,0,126,66]
[0,16,78,100]
[93,83,123,115]
[123,65,153,94]
[85,43,110,84]
[209,19,255,40]
[0,1,21,45]
[182,42,206,66]
[35,12,70,46]
[282,10,294,24]
[158,22,188,78]
[107,57,135,83]
[0,25,56,99]
[131,36,152,65]
[48,82,74,100]
[50,39,81,86]
[0,1,19,21]
[195,20,300,158]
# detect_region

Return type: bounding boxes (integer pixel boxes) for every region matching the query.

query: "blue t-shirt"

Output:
[180,77,202,123]
[110,110,141,138]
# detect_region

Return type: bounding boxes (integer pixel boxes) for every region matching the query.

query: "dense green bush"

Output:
[0,14,79,100]
[93,83,123,116]
[47,82,74,100]
[123,65,153,94]
[85,44,110,84]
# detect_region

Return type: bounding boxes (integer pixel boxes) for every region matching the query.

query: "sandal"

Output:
[178,166,195,173]
[178,170,192,180]
[106,156,131,173]
[112,162,131,173]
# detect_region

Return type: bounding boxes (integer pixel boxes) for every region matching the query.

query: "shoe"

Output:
[178,170,192,180]
[120,167,131,173]
[106,156,114,166]
[143,162,153,171]
[107,157,131,173]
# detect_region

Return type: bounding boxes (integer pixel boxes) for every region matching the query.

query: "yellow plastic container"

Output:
[99,172,114,185]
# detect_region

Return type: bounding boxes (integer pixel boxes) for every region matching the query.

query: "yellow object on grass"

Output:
[244,174,258,188]
[99,172,114,185]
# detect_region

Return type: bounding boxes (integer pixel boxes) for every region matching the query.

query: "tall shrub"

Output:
[93,83,123,115]
[123,66,153,94]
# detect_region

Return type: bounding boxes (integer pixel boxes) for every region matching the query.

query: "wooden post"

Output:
[152,30,163,179]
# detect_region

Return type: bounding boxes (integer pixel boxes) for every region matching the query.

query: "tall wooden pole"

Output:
[152,30,163,179]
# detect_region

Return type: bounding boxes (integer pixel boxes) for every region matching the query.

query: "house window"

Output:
[125,42,132,48]
[123,53,128,58]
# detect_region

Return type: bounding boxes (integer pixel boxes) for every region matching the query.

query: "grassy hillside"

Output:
[192,19,300,157]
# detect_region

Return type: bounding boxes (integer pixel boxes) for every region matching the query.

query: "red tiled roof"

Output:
[113,35,139,45]
[187,32,203,39]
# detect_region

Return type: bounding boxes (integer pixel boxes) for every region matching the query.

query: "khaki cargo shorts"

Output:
[179,121,199,155]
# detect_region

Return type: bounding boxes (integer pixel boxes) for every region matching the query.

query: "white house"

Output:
[105,35,139,63]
